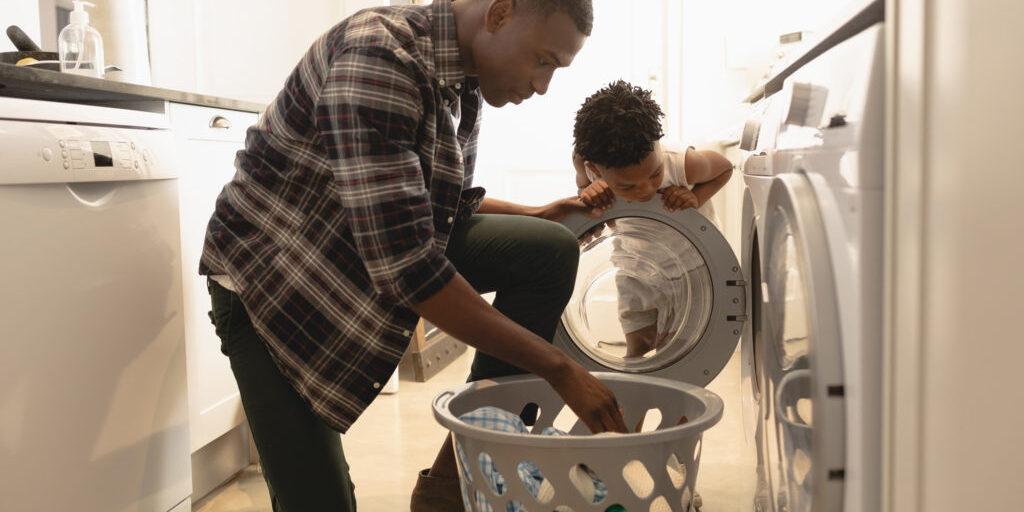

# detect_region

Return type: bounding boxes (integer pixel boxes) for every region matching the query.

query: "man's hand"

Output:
[532,196,603,222]
[660,185,699,212]
[579,180,616,211]
[548,361,628,434]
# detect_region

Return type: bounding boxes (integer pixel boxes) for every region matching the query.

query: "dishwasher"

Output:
[0,97,191,512]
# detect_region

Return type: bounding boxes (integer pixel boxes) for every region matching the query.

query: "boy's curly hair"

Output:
[573,80,664,168]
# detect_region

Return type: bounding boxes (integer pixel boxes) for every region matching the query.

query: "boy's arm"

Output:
[684,149,735,207]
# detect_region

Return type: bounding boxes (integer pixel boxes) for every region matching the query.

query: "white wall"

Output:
[887,1,1024,510]
[3,0,43,52]
[148,0,389,103]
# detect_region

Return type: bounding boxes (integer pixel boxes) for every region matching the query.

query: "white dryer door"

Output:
[760,173,845,512]
[554,199,745,386]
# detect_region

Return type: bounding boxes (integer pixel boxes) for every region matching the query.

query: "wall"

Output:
[148,0,389,103]
[887,1,1024,510]
[3,0,43,52]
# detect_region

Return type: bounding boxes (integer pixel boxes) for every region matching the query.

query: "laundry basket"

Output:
[433,372,723,512]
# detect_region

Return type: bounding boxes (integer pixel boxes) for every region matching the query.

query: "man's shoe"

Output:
[410,468,463,512]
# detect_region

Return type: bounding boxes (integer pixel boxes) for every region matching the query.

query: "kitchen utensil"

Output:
[2,25,56,65]
[7,25,42,51]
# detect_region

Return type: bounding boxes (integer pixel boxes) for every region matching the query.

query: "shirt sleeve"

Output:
[318,45,455,307]
[659,140,695,189]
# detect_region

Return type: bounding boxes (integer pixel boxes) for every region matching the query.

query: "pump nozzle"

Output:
[69,1,96,25]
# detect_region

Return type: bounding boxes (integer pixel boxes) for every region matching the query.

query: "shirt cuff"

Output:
[391,247,458,308]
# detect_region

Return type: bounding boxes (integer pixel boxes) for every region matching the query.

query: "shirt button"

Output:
[447,216,454,224]
[402,330,411,337]
[439,79,447,86]
[454,82,462,90]
[372,382,381,389]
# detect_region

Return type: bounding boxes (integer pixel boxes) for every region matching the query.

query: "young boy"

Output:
[572,80,734,358]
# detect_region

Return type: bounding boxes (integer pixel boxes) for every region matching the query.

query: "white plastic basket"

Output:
[433,372,724,512]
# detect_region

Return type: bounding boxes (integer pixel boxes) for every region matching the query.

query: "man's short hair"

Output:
[573,80,665,168]
[520,0,594,36]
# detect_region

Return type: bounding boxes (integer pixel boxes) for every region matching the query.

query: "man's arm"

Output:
[412,273,628,434]
[477,196,602,222]
[684,149,734,207]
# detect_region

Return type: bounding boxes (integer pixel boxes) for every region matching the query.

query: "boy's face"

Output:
[588,149,664,202]
[472,2,587,107]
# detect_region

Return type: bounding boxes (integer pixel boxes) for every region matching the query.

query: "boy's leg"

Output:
[444,214,581,381]
[208,279,357,512]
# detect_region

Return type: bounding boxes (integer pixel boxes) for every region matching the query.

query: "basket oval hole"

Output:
[639,408,663,432]
[666,453,687,489]
[568,463,608,504]
[477,452,507,496]
[622,459,655,498]
[516,461,555,504]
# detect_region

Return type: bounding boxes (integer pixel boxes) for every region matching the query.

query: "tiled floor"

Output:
[193,347,756,512]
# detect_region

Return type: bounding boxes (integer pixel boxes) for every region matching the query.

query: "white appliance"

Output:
[738,1,884,510]
[0,97,192,512]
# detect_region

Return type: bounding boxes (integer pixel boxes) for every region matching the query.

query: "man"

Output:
[199,0,626,511]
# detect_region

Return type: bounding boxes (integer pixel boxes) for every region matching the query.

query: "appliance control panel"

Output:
[0,120,177,184]
[59,139,146,172]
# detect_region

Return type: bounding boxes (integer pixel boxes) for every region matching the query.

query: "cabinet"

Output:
[171,103,258,454]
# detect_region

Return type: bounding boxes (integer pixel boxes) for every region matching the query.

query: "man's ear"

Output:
[484,0,515,33]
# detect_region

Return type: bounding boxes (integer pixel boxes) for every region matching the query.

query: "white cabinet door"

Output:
[170,102,260,453]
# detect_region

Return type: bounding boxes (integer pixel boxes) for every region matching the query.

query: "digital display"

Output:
[90,141,114,167]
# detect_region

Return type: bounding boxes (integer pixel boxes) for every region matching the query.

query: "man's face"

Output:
[589,150,664,202]
[472,3,587,107]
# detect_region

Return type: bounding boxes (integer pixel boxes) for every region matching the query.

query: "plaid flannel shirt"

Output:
[199,0,484,432]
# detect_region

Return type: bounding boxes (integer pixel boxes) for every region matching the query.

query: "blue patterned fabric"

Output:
[458,406,608,511]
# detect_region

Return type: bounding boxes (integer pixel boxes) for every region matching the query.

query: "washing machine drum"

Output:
[555,199,746,386]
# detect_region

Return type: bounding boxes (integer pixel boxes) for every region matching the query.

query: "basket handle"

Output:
[433,390,456,410]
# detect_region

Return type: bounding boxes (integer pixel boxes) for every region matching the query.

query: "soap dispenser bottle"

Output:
[59,1,104,77]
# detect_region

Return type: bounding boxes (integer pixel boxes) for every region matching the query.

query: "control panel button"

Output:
[63,161,70,169]
[42,148,54,162]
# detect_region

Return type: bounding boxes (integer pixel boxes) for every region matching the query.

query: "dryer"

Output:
[738,1,885,510]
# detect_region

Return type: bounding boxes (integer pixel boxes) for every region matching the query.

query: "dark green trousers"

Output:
[206,213,579,511]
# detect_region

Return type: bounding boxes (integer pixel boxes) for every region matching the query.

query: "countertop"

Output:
[0,63,265,114]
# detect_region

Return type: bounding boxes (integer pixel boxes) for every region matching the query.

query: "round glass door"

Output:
[554,200,745,386]
[760,173,845,512]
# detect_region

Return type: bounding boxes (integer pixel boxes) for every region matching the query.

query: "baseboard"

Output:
[191,424,251,502]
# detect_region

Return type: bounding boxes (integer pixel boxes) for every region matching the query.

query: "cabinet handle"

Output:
[209,115,232,129]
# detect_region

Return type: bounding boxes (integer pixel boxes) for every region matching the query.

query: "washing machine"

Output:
[737,0,885,510]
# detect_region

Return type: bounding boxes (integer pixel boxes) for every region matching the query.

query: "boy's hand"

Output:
[579,180,616,210]
[660,185,699,212]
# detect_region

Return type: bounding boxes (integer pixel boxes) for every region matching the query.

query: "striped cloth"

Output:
[199,0,484,432]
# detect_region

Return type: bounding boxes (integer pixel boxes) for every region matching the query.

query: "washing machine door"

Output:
[554,199,745,386]
[760,172,845,512]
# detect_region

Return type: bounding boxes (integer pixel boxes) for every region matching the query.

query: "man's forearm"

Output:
[411,273,570,381]
[477,197,539,216]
